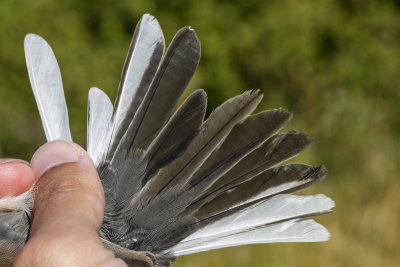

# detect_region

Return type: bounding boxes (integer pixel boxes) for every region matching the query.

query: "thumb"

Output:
[14,140,126,266]
[30,140,104,232]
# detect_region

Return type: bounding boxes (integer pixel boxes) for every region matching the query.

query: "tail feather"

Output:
[162,164,327,254]
[171,194,333,257]
[24,34,72,142]
[193,194,334,242]
[130,91,262,215]
[196,164,327,220]
[87,87,113,166]
[189,132,313,217]
[106,14,165,160]
[209,131,312,193]
[143,89,207,184]
[189,109,292,186]
[113,27,201,158]
[182,109,293,215]
[170,218,331,256]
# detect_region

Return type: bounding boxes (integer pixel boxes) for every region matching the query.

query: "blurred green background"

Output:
[0,0,399,266]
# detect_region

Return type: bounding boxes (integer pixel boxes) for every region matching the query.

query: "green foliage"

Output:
[0,0,399,266]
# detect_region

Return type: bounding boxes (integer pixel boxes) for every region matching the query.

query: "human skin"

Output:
[0,140,126,266]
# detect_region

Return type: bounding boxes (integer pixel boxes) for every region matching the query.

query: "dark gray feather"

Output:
[116,91,263,255]
[181,109,292,214]
[131,91,263,213]
[189,109,292,187]
[196,164,327,221]
[113,27,201,158]
[143,89,207,184]
[202,131,313,199]
[106,14,165,160]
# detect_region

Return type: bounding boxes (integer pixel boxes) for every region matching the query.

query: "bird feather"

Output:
[107,14,165,159]
[87,87,113,166]
[143,89,207,184]
[184,109,293,204]
[113,26,201,158]
[130,91,263,214]
[196,163,326,220]
[170,218,331,256]
[184,194,334,243]
[206,131,312,197]
[24,34,72,142]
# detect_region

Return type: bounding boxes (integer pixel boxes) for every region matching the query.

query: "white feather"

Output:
[0,190,33,213]
[170,194,334,256]
[171,218,330,256]
[87,87,113,166]
[24,34,72,142]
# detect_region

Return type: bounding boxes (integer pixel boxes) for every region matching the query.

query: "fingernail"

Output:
[31,140,84,178]
[0,158,30,165]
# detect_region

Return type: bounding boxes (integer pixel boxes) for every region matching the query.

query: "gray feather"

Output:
[196,164,327,221]
[101,150,147,237]
[203,131,313,200]
[180,109,292,214]
[131,91,263,212]
[107,14,165,159]
[0,211,29,267]
[24,34,72,142]
[143,89,207,184]
[191,109,292,183]
[114,91,263,255]
[191,132,313,220]
[114,27,201,157]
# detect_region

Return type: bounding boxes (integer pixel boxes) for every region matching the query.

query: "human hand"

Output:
[1,140,126,266]
[0,158,34,198]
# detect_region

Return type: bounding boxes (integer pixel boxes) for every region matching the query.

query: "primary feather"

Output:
[0,14,334,267]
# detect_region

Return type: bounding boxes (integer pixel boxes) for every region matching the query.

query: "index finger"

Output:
[0,159,35,197]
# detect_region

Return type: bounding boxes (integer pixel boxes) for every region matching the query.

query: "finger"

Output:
[30,140,105,232]
[14,140,126,266]
[0,159,35,197]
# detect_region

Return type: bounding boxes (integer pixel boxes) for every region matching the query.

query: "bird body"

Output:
[0,14,334,267]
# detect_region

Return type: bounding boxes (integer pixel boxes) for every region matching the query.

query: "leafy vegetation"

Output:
[0,0,399,266]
